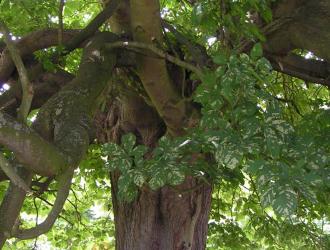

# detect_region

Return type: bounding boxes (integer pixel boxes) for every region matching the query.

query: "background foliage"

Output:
[0,0,329,249]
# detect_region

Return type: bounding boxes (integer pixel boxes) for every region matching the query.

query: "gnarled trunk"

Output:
[111,173,212,250]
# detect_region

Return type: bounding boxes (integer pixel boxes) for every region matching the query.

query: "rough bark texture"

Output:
[111,174,212,250]
[0,167,32,247]
[95,93,211,249]
[0,32,119,246]
[93,1,213,249]
[1,0,330,248]
[0,29,79,85]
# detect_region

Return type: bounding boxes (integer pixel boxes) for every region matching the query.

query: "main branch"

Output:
[130,0,195,136]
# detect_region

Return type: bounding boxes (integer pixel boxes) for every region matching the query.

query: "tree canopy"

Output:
[0,0,329,249]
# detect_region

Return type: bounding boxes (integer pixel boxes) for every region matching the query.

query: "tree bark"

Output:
[111,173,212,250]
[95,0,213,249]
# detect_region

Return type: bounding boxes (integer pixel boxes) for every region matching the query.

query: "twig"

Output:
[34,196,73,226]
[32,177,55,195]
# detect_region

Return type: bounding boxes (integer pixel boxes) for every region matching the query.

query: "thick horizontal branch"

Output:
[0,112,69,176]
[235,0,330,87]
[0,0,120,87]
[0,66,74,116]
[267,53,330,87]
[0,29,80,85]
[265,0,330,62]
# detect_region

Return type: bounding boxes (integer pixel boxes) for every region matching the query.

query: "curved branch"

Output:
[235,1,330,87]
[0,112,69,176]
[64,0,121,53]
[12,168,74,240]
[0,0,120,86]
[0,153,31,192]
[0,7,122,246]
[0,166,32,248]
[0,29,80,85]
[267,53,330,87]
[0,20,33,122]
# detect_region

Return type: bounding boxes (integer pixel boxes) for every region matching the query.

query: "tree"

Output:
[0,0,329,249]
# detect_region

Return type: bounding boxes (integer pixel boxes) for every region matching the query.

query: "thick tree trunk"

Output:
[97,0,212,248]
[110,173,212,250]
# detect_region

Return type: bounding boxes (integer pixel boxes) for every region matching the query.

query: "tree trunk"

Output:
[96,0,213,248]
[110,173,212,250]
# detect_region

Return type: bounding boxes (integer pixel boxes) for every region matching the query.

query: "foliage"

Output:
[0,0,329,249]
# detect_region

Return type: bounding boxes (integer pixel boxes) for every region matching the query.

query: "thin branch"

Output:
[66,198,84,226]
[0,153,31,193]
[64,0,121,53]
[0,0,120,86]
[0,20,33,122]
[106,41,203,78]
[162,20,211,67]
[13,168,74,240]
[34,196,73,226]
[274,96,303,117]
[0,28,80,85]
[31,177,54,195]
[0,167,32,248]
[0,66,74,115]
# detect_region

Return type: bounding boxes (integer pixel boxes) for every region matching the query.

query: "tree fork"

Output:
[101,0,213,249]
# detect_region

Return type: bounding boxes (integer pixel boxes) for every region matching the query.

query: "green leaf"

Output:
[168,170,185,186]
[250,43,263,60]
[201,71,217,86]
[149,175,165,190]
[133,171,146,188]
[245,159,267,174]
[191,3,204,25]
[121,133,136,152]
[216,144,243,170]
[261,184,298,217]
[213,52,228,65]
